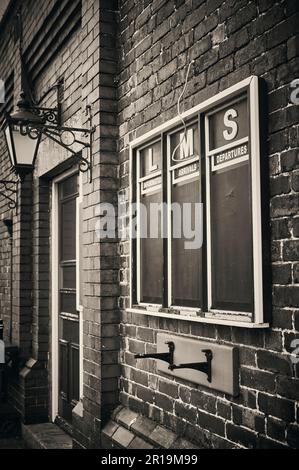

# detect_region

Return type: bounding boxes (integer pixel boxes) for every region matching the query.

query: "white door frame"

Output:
[51,167,82,422]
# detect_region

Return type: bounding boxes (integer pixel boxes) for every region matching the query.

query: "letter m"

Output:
[180,128,194,159]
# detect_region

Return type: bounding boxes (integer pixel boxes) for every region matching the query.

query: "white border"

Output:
[127,308,269,329]
[136,149,141,303]
[205,116,213,314]
[205,80,263,321]
[167,135,172,306]
[136,145,163,303]
[206,136,249,157]
[167,131,201,305]
[250,76,264,324]
[171,157,200,185]
[140,172,162,195]
[211,153,249,172]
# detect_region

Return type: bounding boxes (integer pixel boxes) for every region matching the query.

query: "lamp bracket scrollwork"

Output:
[25,106,60,126]
[0,180,19,209]
[17,104,95,182]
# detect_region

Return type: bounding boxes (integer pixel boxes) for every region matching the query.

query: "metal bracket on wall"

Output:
[169,349,213,382]
[0,180,18,209]
[156,333,239,396]
[135,341,175,369]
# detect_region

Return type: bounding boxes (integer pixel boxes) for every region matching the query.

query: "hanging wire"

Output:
[171,59,195,162]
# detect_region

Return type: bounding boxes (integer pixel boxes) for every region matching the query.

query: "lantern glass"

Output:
[4,125,14,167]
[4,123,41,174]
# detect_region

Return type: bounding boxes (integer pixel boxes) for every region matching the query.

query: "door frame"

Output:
[51,168,82,422]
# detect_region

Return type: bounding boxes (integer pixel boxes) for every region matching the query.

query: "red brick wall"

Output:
[118,0,299,449]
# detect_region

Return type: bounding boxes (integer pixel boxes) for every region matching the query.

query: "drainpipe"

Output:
[3,218,13,343]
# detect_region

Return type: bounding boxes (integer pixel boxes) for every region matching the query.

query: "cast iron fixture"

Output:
[2,80,95,183]
[0,6,96,197]
[169,349,213,382]
[0,180,18,209]
[135,341,175,370]
[3,218,13,237]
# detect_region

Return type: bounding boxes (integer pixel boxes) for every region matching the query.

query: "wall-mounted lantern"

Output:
[2,81,95,187]
[0,7,96,210]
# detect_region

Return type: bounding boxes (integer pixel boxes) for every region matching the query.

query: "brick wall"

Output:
[0,0,114,436]
[0,5,18,346]
[118,0,299,449]
[0,0,298,450]
[72,0,120,449]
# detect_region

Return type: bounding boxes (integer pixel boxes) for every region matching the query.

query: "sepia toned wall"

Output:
[0,0,118,448]
[0,0,298,450]
[117,0,299,449]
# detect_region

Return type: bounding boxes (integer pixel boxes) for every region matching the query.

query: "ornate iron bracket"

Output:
[0,180,18,209]
[17,102,95,183]
[135,341,175,369]
[25,78,64,126]
[0,9,95,211]
[169,349,213,382]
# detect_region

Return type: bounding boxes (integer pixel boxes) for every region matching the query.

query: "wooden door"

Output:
[57,174,79,423]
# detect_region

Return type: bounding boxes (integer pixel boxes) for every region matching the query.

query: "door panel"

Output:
[57,173,79,424]
[59,339,69,418]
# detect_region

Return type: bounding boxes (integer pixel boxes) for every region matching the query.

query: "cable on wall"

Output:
[171,59,195,162]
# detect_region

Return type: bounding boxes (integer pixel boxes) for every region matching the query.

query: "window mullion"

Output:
[162,132,168,308]
[200,113,208,313]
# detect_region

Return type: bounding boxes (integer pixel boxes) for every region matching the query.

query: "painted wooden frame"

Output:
[129,76,268,328]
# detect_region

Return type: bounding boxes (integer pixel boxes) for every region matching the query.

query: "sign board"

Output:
[206,95,250,172]
[205,91,256,315]
[131,76,266,326]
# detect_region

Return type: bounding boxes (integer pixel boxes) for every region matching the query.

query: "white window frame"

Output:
[136,139,163,307]
[167,120,200,308]
[129,76,269,328]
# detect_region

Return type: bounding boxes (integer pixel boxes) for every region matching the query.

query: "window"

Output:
[130,76,268,328]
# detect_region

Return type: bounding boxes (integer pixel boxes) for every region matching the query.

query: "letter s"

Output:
[290,79,299,105]
[223,108,238,141]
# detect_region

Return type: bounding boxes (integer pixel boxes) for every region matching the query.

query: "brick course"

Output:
[118,0,299,449]
[0,0,298,450]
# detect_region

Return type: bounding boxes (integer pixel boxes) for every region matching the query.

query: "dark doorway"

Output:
[57,173,79,423]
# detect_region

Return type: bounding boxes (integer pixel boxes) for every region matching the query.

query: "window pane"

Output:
[60,174,78,199]
[60,199,76,261]
[62,265,76,289]
[71,345,79,402]
[172,179,202,307]
[60,318,79,345]
[169,121,201,308]
[59,340,68,397]
[210,161,253,312]
[60,292,77,314]
[140,141,161,177]
[208,97,248,151]
[169,122,199,164]
[140,190,163,304]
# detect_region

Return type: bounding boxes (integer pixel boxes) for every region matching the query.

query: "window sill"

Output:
[127,307,269,329]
